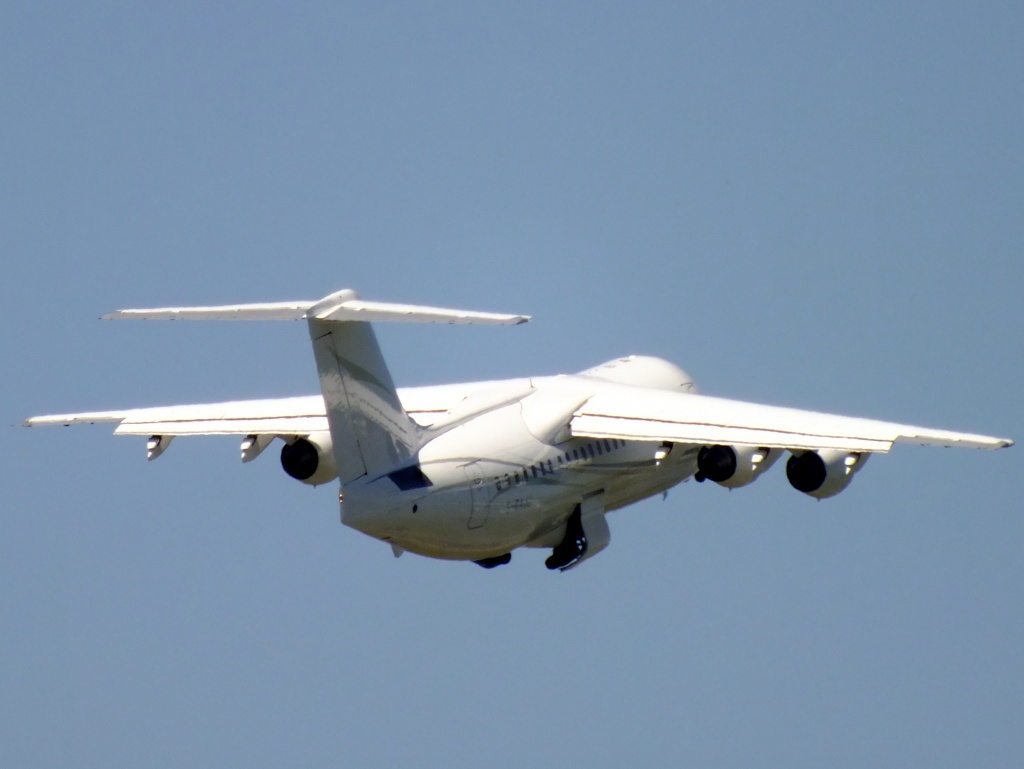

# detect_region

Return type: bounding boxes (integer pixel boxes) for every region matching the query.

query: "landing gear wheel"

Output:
[473,553,512,569]
[545,505,588,571]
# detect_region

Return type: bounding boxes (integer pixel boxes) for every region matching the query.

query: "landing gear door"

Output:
[463,462,491,530]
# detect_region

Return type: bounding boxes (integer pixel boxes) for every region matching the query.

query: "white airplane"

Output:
[25,289,1013,571]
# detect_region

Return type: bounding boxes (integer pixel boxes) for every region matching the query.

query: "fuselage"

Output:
[341,362,700,560]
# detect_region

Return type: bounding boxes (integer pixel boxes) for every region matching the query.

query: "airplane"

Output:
[24,288,1013,571]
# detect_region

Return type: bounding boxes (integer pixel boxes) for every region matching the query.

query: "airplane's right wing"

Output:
[571,388,1012,454]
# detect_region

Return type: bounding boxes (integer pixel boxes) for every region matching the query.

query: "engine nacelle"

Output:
[786,449,869,499]
[695,445,782,488]
[280,431,338,486]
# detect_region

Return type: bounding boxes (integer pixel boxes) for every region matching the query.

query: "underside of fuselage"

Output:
[340,431,699,562]
[336,359,702,565]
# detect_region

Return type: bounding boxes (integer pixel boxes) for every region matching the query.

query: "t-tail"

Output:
[104,288,530,484]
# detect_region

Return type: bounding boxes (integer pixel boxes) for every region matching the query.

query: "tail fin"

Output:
[105,288,530,484]
[308,316,416,483]
[303,290,528,483]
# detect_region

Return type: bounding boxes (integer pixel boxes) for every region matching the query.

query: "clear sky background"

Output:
[3,2,1022,767]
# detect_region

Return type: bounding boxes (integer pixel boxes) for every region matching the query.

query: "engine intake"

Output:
[786,449,868,499]
[280,431,338,486]
[696,445,736,483]
[695,445,781,488]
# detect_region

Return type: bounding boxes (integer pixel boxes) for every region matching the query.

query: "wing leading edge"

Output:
[570,388,1012,453]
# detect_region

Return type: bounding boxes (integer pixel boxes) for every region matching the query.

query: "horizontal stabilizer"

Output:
[103,302,311,321]
[104,289,530,325]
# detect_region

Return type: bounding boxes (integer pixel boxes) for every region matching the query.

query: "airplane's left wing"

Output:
[22,386,463,461]
[23,396,330,437]
[23,396,334,462]
[571,387,1012,453]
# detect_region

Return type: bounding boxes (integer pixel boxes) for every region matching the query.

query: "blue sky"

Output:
[3,3,1022,767]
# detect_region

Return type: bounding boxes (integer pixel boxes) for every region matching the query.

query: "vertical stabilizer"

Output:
[308,315,419,485]
[303,289,529,484]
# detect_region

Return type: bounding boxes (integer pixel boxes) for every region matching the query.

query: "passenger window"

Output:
[603,439,611,452]
[588,444,595,458]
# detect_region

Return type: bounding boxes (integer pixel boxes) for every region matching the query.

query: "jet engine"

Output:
[280,431,338,486]
[785,449,869,499]
[695,445,781,488]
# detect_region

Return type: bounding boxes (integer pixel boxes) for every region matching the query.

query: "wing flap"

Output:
[571,413,890,452]
[113,416,328,436]
[571,389,1012,453]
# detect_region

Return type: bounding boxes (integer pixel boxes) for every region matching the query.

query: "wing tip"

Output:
[21,417,65,428]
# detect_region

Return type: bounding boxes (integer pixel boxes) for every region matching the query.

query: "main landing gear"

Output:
[473,552,512,569]
[473,498,610,572]
[545,505,587,571]
[545,496,611,572]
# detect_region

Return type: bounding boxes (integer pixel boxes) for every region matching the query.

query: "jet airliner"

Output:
[24,289,1013,571]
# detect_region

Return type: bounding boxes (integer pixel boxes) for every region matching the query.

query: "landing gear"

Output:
[545,505,587,571]
[473,553,512,569]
